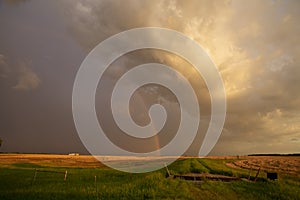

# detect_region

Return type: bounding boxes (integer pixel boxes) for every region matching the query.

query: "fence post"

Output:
[248,167,252,180]
[94,175,99,199]
[32,168,37,185]
[254,165,261,182]
[165,163,171,177]
[64,170,68,181]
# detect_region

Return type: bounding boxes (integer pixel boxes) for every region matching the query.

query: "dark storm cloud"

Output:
[0,0,87,154]
[2,0,30,6]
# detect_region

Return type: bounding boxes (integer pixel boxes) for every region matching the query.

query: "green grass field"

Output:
[0,157,299,200]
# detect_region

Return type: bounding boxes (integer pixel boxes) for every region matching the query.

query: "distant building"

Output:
[68,153,79,156]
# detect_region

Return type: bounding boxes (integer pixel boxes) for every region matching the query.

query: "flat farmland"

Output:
[0,154,299,200]
[0,154,103,168]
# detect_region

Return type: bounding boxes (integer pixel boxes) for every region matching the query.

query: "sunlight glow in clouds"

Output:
[0,0,299,155]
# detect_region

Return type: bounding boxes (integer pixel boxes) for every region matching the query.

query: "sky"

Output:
[0,0,299,156]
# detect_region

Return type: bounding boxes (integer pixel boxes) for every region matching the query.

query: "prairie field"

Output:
[0,154,299,200]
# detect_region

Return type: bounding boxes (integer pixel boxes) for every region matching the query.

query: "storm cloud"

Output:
[0,0,299,155]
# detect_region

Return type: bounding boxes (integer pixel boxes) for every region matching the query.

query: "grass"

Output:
[0,157,299,200]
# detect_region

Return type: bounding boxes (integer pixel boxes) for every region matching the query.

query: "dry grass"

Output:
[0,154,180,169]
[226,156,300,176]
[1,154,299,175]
[0,154,103,168]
